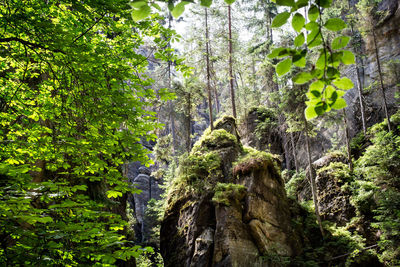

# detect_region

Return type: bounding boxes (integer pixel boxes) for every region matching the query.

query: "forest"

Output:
[0,0,399,266]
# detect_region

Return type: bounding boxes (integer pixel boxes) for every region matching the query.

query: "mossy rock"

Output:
[233,146,281,178]
[212,182,246,206]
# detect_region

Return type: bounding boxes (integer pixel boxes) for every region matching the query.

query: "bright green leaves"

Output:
[316,0,332,8]
[324,18,347,31]
[333,77,354,90]
[332,36,351,49]
[276,0,295,7]
[293,72,313,84]
[341,50,356,64]
[308,5,319,21]
[294,32,305,47]
[107,190,123,198]
[171,1,190,18]
[130,2,151,22]
[224,0,236,4]
[292,13,305,32]
[276,58,292,76]
[201,0,213,7]
[271,12,291,28]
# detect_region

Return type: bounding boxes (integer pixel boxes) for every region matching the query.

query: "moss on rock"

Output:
[212,182,246,206]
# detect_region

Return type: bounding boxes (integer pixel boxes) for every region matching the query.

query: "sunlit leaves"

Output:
[308,5,319,21]
[131,4,151,22]
[332,36,351,49]
[276,58,292,76]
[324,18,347,31]
[224,0,236,4]
[292,13,305,32]
[294,33,305,47]
[341,50,356,64]
[171,1,190,18]
[333,77,354,90]
[200,0,213,7]
[293,72,313,84]
[276,0,295,7]
[271,12,291,27]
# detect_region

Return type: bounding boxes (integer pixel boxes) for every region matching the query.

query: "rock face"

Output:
[160,117,300,267]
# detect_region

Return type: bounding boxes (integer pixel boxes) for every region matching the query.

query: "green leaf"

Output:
[130,1,147,8]
[307,29,322,48]
[200,0,213,7]
[305,105,318,120]
[331,36,351,49]
[294,33,305,47]
[333,77,354,90]
[295,0,309,9]
[305,21,319,31]
[293,54,306,67]
[151,2,162,10]
[276,58,292,76]
[171,1,190,18]
[268,48,286,59]
[37,216,54,223]
[276,0,295,7]
[224,0,236,4]
[293,72,313,84]
[341,50,355,65]
[316,52,327,69]
[310,80,325,91]
[292,13,305,32]
[324,18,347,31]
[131,4,151,22]
[271,12,291,28]
[107,190,123,198]
[331,98,347,109]
[316,0,332,8]
[308,5,319,22]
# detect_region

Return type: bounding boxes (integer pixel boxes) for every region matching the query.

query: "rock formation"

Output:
[160,116,300,267]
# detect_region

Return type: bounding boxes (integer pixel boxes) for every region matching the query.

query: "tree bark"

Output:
[350,25,367,135]
[290,131,299,173]
[186,92,191,152]
[304,117,325,237]
[343,109,353,172]
[372,28,391,131]
[228,5,237,118]
[205,8,214,131]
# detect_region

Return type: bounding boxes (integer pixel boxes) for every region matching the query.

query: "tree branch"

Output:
[0,37,65,54]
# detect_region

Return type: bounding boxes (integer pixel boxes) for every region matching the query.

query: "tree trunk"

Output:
[304,117,324,237]
[186,92,191,152]
[351,25,367,135]
[343,109,353,172]
[228,5,237,118]
[372,28,391,131]
[205,8,214,131]
[290,131,299,173]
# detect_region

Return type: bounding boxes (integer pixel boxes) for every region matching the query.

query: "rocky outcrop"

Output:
[160,116,300,267]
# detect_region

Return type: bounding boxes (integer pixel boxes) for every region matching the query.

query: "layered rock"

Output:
[160,116,300,267]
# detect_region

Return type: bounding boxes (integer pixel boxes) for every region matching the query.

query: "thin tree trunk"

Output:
[209,38,220,114]
[205,8,214,131]
[343,109,353,172]
[290,131,299,173]
[228,5,237,118]
[167,13,177,155]
[372,28,391,131]
[187,92,191,152]
[351,25,367,135]
[304,117,325,237]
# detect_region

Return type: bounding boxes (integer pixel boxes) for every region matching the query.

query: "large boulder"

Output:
[160,116,300,267]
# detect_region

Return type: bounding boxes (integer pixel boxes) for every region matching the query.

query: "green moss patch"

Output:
[192,129,238,153]
[212,182,246,206]
[233,146,280,177]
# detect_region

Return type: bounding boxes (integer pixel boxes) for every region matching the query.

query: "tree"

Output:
[205,8,215,131]
[0,0,178,265]
[227,4,237,118]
